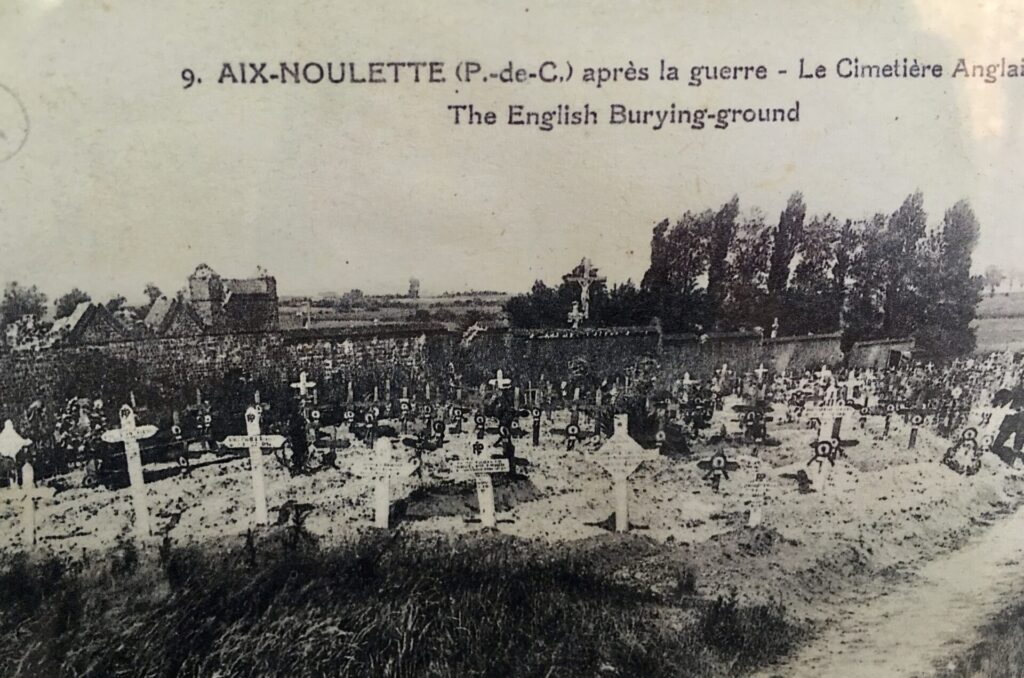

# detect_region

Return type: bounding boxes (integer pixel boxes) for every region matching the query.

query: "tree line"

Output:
[0,282,166,332]
[505,192,983,358]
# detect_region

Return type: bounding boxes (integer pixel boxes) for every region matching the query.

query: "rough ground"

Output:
[3,406,1023,676]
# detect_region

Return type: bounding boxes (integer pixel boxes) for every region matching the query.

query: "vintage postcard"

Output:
[1,1,1023,676]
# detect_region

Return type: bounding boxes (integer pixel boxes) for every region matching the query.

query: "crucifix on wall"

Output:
[562,257,606,321]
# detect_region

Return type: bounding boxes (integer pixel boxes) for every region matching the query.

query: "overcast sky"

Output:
[0,0,1021,302]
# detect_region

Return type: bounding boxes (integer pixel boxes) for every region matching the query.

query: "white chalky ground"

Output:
[1,407,1022,637]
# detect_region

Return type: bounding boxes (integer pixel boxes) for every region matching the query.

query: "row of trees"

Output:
[0,282,166,327]
[505,192,983,358]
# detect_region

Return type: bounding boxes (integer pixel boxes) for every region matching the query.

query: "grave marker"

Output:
[698,450,740,492]
[748,472,768,528]
[489,369,512,391]
[450,442,511,528]
[291,371,317,400]
[585,414,659,532]
[451,406,468,434]
[567,301,584,329]
[20,462,55,548]
[807,440,839,492]
[353,438,420,528]
[908,413,924,449]
[220,406,286,526]
[101,405,158,538]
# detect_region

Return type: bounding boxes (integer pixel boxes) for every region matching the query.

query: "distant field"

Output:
[278,291,1024,353]
[974,292,1024,353]
[977,292,1024,319]
[279,294,509,330]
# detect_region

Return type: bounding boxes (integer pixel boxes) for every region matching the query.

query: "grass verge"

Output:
[0,529,805,677]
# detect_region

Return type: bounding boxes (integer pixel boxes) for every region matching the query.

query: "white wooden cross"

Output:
[754,363,769,382]
[291,371,317,399]
[352,438,420,528]
[220,406,286,526]
[816,365,834,384]
[450,442,511,528]
[488,369,512,391]
[567,301,584,329]
[0,423,54,548]
[19,462,55,548]
[585,414,659,532]
[838,372,862,401]
[101,405,158,538]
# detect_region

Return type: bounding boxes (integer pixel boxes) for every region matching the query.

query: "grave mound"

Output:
[399,475,542,520]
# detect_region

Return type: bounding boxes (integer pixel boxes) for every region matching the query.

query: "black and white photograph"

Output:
[1,1,1024,675]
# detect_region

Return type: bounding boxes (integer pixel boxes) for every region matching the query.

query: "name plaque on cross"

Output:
[102,405,158,538]
[450,442,512,528]
[220,406,286,526]
[450,458,511,476]
[585,414,659,532]
[353,438,419,529]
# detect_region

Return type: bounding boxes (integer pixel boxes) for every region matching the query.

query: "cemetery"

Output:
[0,197,1015,676]
[1,283,1023,675]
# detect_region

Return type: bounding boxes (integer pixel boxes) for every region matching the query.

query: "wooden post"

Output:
[19,463,56,548]
[613,477,629,532]
[831,415,843,440]
[18,464,55,548]
[477,474,497,527]
[21,463,36,547]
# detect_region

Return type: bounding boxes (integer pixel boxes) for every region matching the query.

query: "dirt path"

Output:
[757,506,1024,678]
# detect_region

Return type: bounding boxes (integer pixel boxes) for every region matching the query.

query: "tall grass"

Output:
[0,531,804,677]
[938,600,1024,678]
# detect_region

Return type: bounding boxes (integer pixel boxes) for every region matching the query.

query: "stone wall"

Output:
[764,333,845,374]
[848,338,917,370]
[458,327,661,387]
[0,324,882,420]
